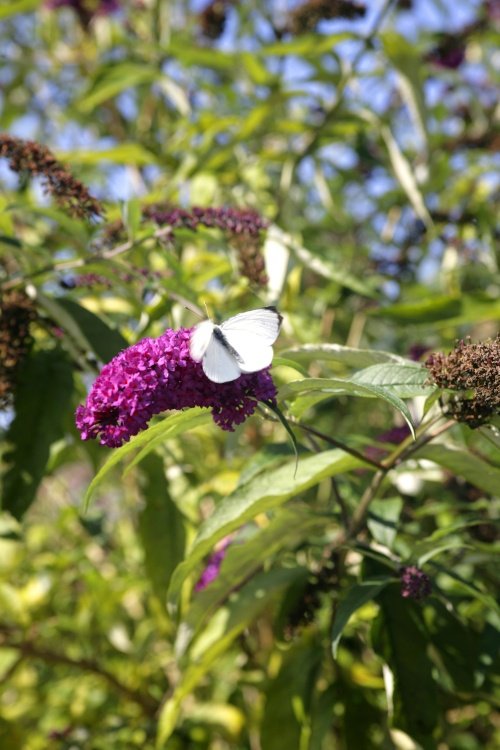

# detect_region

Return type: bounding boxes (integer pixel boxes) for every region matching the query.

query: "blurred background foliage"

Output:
[0,0,499,748]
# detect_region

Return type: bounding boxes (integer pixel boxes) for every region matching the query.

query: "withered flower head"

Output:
[0,291,37,408]
[44,0,120,29]
[198,0,232,40]
[143,204,268,287]
[426,337,500,427]
[287,0,366,35]
[0,134,103,220]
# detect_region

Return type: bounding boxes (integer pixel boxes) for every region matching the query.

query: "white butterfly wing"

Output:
[202,336,242,383]
[190,320,215,362]
[231,339,274,373]
[220,307,282,345]
[220,307,281,374]
[190,307,282,382]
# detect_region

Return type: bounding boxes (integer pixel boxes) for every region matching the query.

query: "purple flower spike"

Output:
[400,566,432,601]
[195,538,231,592]
[75,328,277,447]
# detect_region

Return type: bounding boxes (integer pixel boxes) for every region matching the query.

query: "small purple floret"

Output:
[195,539,231,592]
[400,565,432,601]
[75,327,277,447]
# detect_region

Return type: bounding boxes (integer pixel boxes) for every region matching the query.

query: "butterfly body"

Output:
[190,307,282,383]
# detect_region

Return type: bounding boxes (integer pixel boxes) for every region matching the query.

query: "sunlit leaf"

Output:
[279,377,417,436]
[83,409,212,510]
[158,568,300,746]
[351,362,434,398]
[168,449,365,606]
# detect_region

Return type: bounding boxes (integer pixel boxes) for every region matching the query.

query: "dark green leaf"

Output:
[425,601,479,693]
[261,635,323,750]
[372,586,438,747]
[55,298,128,362]
[138,454,186,601]
[332,579,390,658]
[1,349,73,519]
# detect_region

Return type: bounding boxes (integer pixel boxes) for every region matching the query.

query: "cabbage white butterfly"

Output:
[190,307,282,383]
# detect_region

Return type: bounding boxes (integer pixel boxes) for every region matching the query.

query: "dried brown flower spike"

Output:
[0,291,37,408]
[0,134,103,220]
[426,337,500,427]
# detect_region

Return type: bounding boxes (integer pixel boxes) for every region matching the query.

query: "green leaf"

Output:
[331,579,390,658]
[380,123,432,227]
[371,586,438,746]
[268,224,377,297]
[359,109,431,226]
[351,362,435,398]
[78,63,159,113]
[281,343,408,369]
[83,409,212,510]
[138,454,186,601]
[36,293,97,357]
[0,0,40,20]
[158,568,300,747]
[292,242,378,297]
[240,51,273,85]
[430,562,499,613]
[382,32,428,148]
[371,295,462,323]
[261,635,323,750]
[55,298,128,362]
[411,518,486,565]
[367,497,403,550]
[168,449,365,607]
[57,143,158,167]
[261,32,357,56]
[272,356,310,377]
[0,715,26,750]
[168,39,235,70]
[237,443,302,487]
[177,507,326,655]
[121,198,142,240]
[1,349,73,519]
[415,444,500,496]
[279,377,417,436]
[425,601,479,693]
[0,235,22,249]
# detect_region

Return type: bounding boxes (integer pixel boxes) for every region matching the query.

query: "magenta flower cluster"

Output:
[75,328,277,448]
[400,566,432,601]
